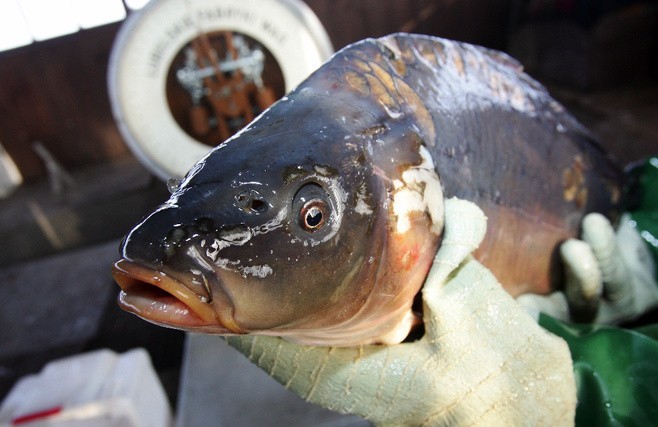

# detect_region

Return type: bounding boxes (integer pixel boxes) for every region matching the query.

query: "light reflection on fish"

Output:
[112,34,623,346]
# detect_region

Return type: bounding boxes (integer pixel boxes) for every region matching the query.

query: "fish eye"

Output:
[292,183,333,233]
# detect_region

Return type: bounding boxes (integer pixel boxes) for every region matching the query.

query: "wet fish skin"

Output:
[365,34,623,294]
[113,34,623,346]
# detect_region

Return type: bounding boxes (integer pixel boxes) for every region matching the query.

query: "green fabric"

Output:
[626,157,658,269]
[539,314,658,426]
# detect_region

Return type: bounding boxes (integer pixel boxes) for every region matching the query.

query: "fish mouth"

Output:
[112,259,238,333]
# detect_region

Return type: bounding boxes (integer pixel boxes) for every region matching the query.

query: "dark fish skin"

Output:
[112,34,623,346]
[364,35,624,294]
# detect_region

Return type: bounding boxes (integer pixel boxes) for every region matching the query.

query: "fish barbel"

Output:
[112,34,623,346]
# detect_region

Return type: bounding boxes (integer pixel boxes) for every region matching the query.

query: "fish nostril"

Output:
[249,199,268,213]
[236,193,249,206]
[236,190,268,214]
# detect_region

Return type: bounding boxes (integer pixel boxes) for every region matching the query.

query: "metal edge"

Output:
[107,0,174,180]
[277,0,334,59]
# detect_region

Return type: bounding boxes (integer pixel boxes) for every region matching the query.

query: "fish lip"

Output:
[112,259,239,333]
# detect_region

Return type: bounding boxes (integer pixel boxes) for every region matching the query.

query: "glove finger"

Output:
[560,238,602,322]
[516,292,570,322]
[581,213,631,304]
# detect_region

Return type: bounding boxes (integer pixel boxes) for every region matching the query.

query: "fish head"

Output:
[113,37,445,345]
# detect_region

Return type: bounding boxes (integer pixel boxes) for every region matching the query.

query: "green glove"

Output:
[226,198,576,426]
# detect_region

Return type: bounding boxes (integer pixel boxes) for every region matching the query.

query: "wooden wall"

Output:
[0,0,512,181]
[306,0,512,50]
[0,23,127,181]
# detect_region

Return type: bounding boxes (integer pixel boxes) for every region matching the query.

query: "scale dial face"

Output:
[109,0,332,180]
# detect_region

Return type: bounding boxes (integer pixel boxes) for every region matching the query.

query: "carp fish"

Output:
[112,33,623,346]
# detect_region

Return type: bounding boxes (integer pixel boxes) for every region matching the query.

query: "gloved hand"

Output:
[226,198,576,426]
[518,213,658,324]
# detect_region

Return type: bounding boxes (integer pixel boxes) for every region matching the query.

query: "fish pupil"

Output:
[306,207,323,227]
[300,199,328,231]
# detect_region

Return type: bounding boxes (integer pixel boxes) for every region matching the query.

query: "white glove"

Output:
[518,213,658,324]
[226,198,576,426]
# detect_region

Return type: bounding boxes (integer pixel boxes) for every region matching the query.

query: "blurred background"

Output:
[0,0,656,424]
